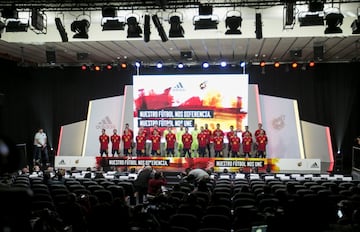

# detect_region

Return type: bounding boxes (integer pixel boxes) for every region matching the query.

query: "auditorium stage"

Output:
[54,156,326,174]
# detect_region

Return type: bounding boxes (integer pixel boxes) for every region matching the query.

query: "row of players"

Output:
[99,123,268,158]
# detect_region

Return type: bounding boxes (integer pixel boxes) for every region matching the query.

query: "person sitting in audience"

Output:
[147,172,167,200]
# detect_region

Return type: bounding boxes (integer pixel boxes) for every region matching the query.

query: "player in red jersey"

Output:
[212,130,224,158]
[256,130,268,158]
[99,129,110,157]
[150,129,161,156]
[122,128,133,156]
[229,132,241,158]
[242,132,253,158]
[203,123,212,156]
[165,126,176,157]
[135,130,146,157]
[197,126,208,157]
[182,127,193,157]
[110,129,121,157]
[227,125,236,155]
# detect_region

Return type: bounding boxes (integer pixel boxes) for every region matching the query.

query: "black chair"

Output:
[169,213,199,232]
[199,214,232,231]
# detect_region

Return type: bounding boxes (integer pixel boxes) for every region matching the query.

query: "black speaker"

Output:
[314,45,324,60]
[181,51,192,60]
[46,50,56,64]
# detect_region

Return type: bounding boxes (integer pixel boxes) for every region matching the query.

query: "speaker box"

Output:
[314,45,324,60]
[46,50,56,64]
[181,51,192,60]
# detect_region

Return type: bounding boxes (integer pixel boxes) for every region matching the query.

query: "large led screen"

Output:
[133,74,249,133]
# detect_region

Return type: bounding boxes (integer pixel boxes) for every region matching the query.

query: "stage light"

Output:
[101,6,125,31]
[152,14,168,42]
[94,65,101,71]
[156,62,163,69]
[309,60,316,67]
[55,17,68,42]
[220,61,227,67]
[324,12,344,34]
[299,13,324,26]
[309,0,325,12]
[177,63,184,69]
[126,15,142,38]
[274,61,280,68]
[255,13,263,39]
[105,64,113,70]
[5,18,29,32]
[225,10,242,35]
[144,14,150,42]
[291,61,298,69]
[0,21,4,38]
[31,8,46,33]
[351,17,360,34]
[135,61,141,68]
[81,64,87,71]
[202,62,209,69]
[193,3,219,30]
[168,13,184,38]
[120,62,128,69]
[240,61,246,68]
[260,61,266,67]
[71,19,90,39]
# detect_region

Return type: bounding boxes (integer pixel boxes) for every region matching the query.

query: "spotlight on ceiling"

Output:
[225,10,242,35]
[71,19,90,39]
[202,62,209,69]
[2,6,29,32]
[324,11,344,34]
[152,14,168,42]
[55,17,68,42]
[220,61,227,67]
[101,6,125,31]
[168,12,184,38]
[193,3,219,30]
[298,0,325,26]
[156,61,163,69]
[177,63,184,69]
[126,15,142,38]
[309,0,325,12]
[351,16,360,34]
[30,8,46,33]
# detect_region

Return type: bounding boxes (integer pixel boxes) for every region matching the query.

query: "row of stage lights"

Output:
[80,60,316,71]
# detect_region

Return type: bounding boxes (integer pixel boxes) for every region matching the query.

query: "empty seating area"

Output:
[1,171,360,232]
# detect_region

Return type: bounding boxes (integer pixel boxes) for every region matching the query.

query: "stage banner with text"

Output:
[133,74,249,133]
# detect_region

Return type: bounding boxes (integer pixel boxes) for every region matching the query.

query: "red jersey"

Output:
[212,135,224,151]
[122,134,133,149]
[213,129,225,137]
[99,134,109,150]
[255,129,266,138]
[203,128,212,144]
[150,134,161,151]
[227,130,236,141]
[230,136,241,152]
[242,136,253,153]
[165,132,176,149]
[136,134,146,150]
[182,132,193,149]
[110,134,121,150]
[197,132,208,148]
[124,128,134,140]
[242,130,252,138]
[256,134,268,151]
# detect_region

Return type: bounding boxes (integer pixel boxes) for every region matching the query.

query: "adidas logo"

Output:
[311,162,319,168]
[172,82,185,91]
[96,116,116,129]
[59,159,66,165]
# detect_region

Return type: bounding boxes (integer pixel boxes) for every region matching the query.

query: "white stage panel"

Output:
[260,95,305,159]
[57,120,86,156]
[82,96,123,156]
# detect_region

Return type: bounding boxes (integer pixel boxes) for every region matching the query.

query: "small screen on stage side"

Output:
[133,74,249,134]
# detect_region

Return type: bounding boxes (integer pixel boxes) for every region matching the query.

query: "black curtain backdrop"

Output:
[0,60,359,172]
